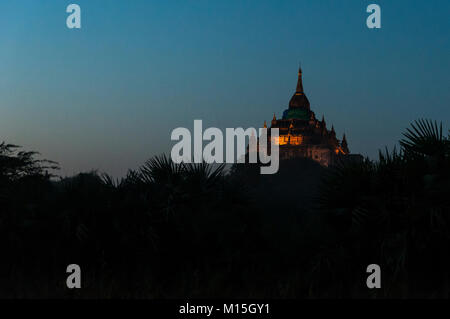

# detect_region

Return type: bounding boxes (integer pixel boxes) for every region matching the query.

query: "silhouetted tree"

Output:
[0,120,448,298]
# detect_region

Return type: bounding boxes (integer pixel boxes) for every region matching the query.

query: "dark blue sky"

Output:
[0,0,449,176]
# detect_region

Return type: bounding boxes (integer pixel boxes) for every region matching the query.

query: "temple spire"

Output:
[341,133,349,153]
[271,113,277,126]
[288,66,310,110]
[296,67,304,94]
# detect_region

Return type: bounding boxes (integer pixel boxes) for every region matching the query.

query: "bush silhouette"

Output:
[0,120,449,298]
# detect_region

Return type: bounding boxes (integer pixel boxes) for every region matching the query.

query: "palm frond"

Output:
[138,154,184,185]
[400,119,448,157]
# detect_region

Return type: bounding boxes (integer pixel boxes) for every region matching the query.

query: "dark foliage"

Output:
[0,120,449,298]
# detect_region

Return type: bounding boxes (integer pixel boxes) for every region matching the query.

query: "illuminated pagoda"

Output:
[259,67,361,167]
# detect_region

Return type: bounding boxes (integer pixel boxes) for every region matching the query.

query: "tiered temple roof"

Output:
[264,67,355,166]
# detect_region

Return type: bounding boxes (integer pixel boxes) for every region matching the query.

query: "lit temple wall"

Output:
[272,135,303,146]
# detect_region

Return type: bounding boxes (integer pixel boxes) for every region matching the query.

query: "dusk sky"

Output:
[0,0,449,177]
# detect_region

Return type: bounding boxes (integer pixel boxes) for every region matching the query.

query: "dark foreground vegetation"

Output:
[0,119,449,298]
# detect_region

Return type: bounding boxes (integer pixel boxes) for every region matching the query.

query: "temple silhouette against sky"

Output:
[258,67,362,167]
